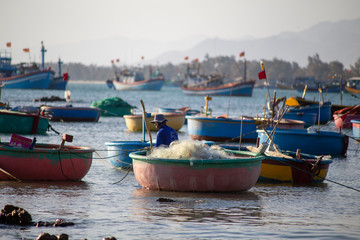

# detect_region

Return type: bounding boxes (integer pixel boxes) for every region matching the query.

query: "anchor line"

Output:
[112,166,132,185]
[57,150,77,181]
[48,123,60,135]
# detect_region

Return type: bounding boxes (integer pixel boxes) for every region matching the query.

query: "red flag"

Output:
[239,51,245,57]
[184,56,189,60]
[116,59,119,62]
[141,56,144,60]
[6,42,11,47]
[111,60,114,64]
[258,70,267,80]
[63,73,69,81]
[194,58,199,63]
[23,48,30,52]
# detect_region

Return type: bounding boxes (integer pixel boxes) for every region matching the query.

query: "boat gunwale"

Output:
[0,109,51,119]
[0,143,95,154]
[256,128,345,139]
[40,106,101,112]
[129,150,264,165]
[124,112,186,119]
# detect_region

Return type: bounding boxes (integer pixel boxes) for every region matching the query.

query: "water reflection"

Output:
[131,188,263,224]
[0,181,90,198]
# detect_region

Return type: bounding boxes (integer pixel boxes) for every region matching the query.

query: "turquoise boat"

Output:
[257,128,349,157]
[0,110,50,134]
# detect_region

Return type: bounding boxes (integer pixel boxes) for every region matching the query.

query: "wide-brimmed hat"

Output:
[151,114,167,123]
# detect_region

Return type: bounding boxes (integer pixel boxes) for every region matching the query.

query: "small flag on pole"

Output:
[23,48,30,52]
[258,70,267,80]
[184,56,189,60]
[63,73,69,81]
[6,42,11,47]
[239,51,245,57]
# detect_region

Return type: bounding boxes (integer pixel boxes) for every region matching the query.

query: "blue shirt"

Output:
[155,125,178,147]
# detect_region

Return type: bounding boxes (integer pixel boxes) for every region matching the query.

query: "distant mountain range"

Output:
[47,18,360,67]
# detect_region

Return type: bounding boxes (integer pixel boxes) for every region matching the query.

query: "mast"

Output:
[41,41,47,70]
[58,58,63,76]
[243,58,247,82]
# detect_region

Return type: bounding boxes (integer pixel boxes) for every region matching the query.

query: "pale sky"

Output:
[1,0,360,65]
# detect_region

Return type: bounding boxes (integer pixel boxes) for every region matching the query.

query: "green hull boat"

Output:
[0,110,50,134]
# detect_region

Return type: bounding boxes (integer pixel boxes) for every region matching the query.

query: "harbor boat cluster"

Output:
[0,52,359,239]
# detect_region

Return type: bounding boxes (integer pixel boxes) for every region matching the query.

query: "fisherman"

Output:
[151,114,178,147]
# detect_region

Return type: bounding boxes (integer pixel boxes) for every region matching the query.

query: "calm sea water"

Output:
[0,82,359,239]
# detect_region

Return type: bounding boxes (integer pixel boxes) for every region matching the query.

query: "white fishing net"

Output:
[148,140,235,160]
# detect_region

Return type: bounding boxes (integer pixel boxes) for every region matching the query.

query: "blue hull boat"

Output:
[283,112,317,127]
[48,76,68,90]
[105,141,150,168]
[257,128,349,157]
[181,81,255,96]
[40,105,101,122]
[186,116,259,142]
[1,70,54,89]
[187,115,305,142]
[287,102,331,124]
[0,42,55,89]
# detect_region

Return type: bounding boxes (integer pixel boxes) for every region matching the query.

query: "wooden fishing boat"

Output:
[181,80,255,96]
[0,42,54,89]
[48,59,69,90]
[186,115,305,142]
[0,141,94,181]
[257,128,349,157]
[182,60,255,96]
[123,112,186,132]
[40,105,101,122]
[221,145,332,185]
[351,120,360,140]
[105,141,150,168]
[258,151,332,184]
[0,110,50,134]
[333,105,360,129]
[129,149,263,192]
[108,67,164,91]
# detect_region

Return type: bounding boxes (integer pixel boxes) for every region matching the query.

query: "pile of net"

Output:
[148,140,235,160]
[91,97,133,108]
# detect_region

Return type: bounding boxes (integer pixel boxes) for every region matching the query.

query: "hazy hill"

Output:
[154,18,360,67]
[46,18,360,68]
